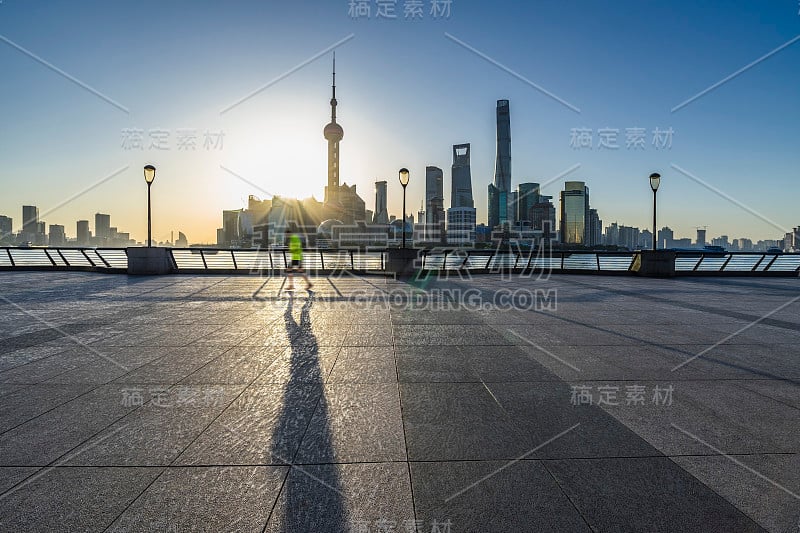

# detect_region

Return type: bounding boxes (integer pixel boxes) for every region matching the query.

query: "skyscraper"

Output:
[487,184,500,229]
[493,100,511,193]
[696,228,707,248]
[49,224,66,246]
[323,53,344,206]
[373,181,388,224]
[76,220,90,245]
[588,208,602,247]
[22,205,39,236]
[95,213,111,241]
[0,215,12,240]
[425,166,444,224]
[531,198,556,240]
[516,183,540,224]
[560,181,589,245]
[451,144,473,208]
[492,99,512,224]
[657,227,674,249]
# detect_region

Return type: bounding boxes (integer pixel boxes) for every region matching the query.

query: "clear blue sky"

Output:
[1,0,798,243]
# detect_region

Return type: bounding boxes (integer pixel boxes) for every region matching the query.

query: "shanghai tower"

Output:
[488,99,511,226]
[494,100,511,193]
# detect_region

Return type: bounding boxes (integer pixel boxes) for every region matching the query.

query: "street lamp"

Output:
[143,165,156,247]
[398,168,410,249]
[649,172,661,251]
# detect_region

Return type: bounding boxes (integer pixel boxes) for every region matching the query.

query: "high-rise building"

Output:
[49,224,66,246]
[447,207,477,246]
[531,197,556,240]
[588,208,602,247]
[22,205,39,237]
[373,181,388,224]
[425,166,444,224]
[0,215,12,241]
[639,229,653,250]
[492,100,512,225]
[657,226,674,249]
[221,210,240,247]
[516,182,540,224]
[95,213,111,241]
[76,220,90,245]
[451,144,474,208]
[696,228,707,248]
[487,184,500,228]
[560,181,589,245]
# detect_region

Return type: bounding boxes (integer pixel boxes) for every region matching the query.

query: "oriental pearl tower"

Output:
[323,53,344,207]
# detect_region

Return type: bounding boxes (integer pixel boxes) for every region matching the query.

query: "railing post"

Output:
[442,250,449,273]
[80,249,96,267]
[693,254,704,271]
[596,253,601,272]
[230,250,238,270]
[200,250,208,270]
[763,254,780,272]
[321,251,326,270]
[43,249,57,266]
[751,254,765,272]
[95,250,111,268]
[56,249,69,267]
[282,250,287,269]
[720,254,733,272]
[5,249,14,267]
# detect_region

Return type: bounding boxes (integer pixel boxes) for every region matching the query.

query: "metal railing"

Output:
[416,249,800,275]
[1,247,798,276]
[169,248,386,273]
[0,247,129,271]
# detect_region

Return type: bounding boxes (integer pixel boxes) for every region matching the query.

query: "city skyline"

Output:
[2,1,798,244]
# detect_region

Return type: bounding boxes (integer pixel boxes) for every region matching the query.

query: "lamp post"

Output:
[144,165,156,247]
[399,168,409,249]
[649,172,661,251]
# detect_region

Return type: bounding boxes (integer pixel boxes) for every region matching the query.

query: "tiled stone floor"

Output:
[0,272,798,532]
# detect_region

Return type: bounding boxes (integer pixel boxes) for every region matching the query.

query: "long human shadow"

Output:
[269,292,347,531]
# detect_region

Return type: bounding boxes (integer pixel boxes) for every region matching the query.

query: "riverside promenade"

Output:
[0,271,797,532]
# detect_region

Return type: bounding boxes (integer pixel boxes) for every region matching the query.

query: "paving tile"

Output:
[108,466,286,533]
[65,387,242,466]
[400,382,655,461]
[673,454,800,533]
[329,346,397,383]
[545,457,765,532]
[410,460,591,532]
[0,384,93,433]
[0,385,137,465]
[594,380,800,455]
[0,466,39,493]
[175,384,322,465]
[0,467,161,532]
[264,463,413,532]
[295,383,405,463]
[180,346,283,384]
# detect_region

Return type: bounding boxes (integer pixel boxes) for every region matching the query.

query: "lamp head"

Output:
[649,172,661,192]
[398,168,409,187]
[144,165,156,185]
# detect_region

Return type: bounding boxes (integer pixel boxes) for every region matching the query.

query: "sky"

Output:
[1,0,799,244]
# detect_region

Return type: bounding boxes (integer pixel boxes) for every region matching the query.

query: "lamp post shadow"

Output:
[268,292,348,531]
